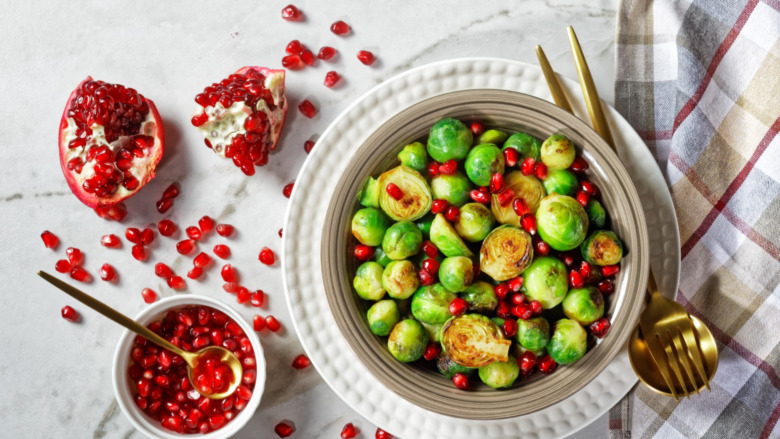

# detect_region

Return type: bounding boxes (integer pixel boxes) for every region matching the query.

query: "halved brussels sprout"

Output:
[358,176,380,208]
[536,193,589,251]
[353,261,386,300]
[454,203,495,242]
[382,221,423,260]
[437,353,475,379]
[547,318,587,365]
[477,129,508,146]
[377,165,433,221]
[464,144,505,186]
[491,171,545,226]
[522,256,568,309]
[427,118,473,162]
[382,260,420,299]
[540,134,576,170]
[480,225,534,282]
[542,169,578,196]
[585,199,606,229]
[430,214,474,258]
[387,319,429,362]
[351,207,392,246]
[581,230,624,266]
[410,284,457,324]
[503,132,541,161]
[438,256,475,293]
[397,141,429,173]
[563,286,605,326]
[478,355,519,389]
[516,316,551,351]
[367,300,401,336]
[431,171,472,207]
[461,281,498,313]
[373,247,393,267]
[440,314,511,368]
[421,321,444,343]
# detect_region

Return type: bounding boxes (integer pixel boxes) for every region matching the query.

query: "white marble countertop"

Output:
[0,1,620,437]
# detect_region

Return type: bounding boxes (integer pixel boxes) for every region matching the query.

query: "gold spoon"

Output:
[38,270,242,400]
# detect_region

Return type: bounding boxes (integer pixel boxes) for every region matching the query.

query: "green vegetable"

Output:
[415,213,435,236]
[477,129,508,146]
[431,171,473,206]
[461,281,498,314]
[426,118,473,162]
[522,256,568,309]
[438,256,475,293]
[540,134,576,170]
[358,176,380,208]
[479,225,534,282]
[503,132,541,161]
[437,354,475,379]
[478,355,519,389]
[377,165,433,221]
[580,230,624,266]
[585,199,606,229]
[547,318,587,365]
[381,260,420,299]
[491,171,545,226]
[421,321,444,343]
[464,144,505,186]
[516,316,551,351]
[397,141,429,173]
[542,169,578,196]
[410,284,457,324]
[373,247,392,267]
[366,300,401,336]
[382,221,423,260]
[562,287,605,326]
[536,193,589,251]
[351,207,391,246]
[440,314,511,368]
[454,203,495,242]
[430,213,474,258]
[387,319,429,362]
[353,261,386,300]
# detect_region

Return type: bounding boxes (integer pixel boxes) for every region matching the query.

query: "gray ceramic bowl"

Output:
[321,89,648,419]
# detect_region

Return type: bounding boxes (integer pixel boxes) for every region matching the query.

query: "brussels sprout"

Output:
[585,199,606,229]
[351,207,392,246]
[426,118,473,162]
[382,221,423,260]
[430,214,474,258]
[387,319,429,362]
[382,260,420,299]
[464,144,505,186]
[562,286,605,326]
[542,169,578,196]
[373,247,393,267]
[547,318,587,365]
[397,141,429,173]
[536,193,589,251]
[438,256,475,293]
[454,203,495,242]
[503,132,541,161]
[490,317,505,327]
[478,355,520,389]
[516,316,551,351]
[477,129,509,146]
[415,213,435,236]
[367,300,401,336]
[421,321,444,343]
[431,171,473,206]
[540,134,576,170]
[353,261,386,300]
[358,176,380,208]
[491,171,546,226]
[461,281,498,313]
[437,353,475,379]
[377,165,433,221]
[411,284,457,324]
[479,225,534,282]
[580,230,624,266]
[522,256,568,309]
[440,314,511,368]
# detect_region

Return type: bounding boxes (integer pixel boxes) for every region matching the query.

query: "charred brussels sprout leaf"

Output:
[461,281,499,313]
[503,132,541,161]
[516,316,551,351]
[479,225,534,282]
[351,207,391,246]
[536,193,589,251]
[377,165,433,221]
[464,144,505,186]
[387,319,429,362]
[382,221,423,260]
[522,256,568,309]
[540,134,576,170]
[478,355,520,389]
[438,256,475,293]
[491,171,546,226]
[381,260,419,299]
[547,318,587,365]
[353,261,386,300]
[440,314,511,368]
[430,213,474,258]
[562,286,605,326]
[580,230,624,266]
[542,169,578,196]
[367,300,401,336]
[397,141,429,173]
[454,203,495,242]
[431,171,473,206]
[411,284,457,324]
[427,118,473,162]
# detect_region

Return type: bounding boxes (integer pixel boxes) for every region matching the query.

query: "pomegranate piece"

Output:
[253,315,266,331]
[191,67,288,175]
[354,244,374,261]
[291,354,311,369]
[439,159,457,175]
[250,290,265,307]
[385,183,404,200]
[61,305,80,322]
[55,259,71,273]
[537,355,557,374]
[470,188,490,204]
[141,228,155,245]
[274,421,295,438]
[341,423,359,439]
[318,46,337,60]
[357,50,375,65]
[281,54,304,70]
[521,213,537,235]
[569,270,584,288]
[512,198,529,217]
[157,219,177,237]
[602,264,620,277]
[431,199,448,214]
[597,279,615,294]
[131,244,147,261]
[194,252,212,268]
[535,239,550,256]
[70,266,91,283]
[427,161,441,177]
[502,319,518,338]
[216,224,234,237]
[65,247,83,266]
[376,428,393,439]
[141,288,157,303]
[285,40,302,54]
[452,372,469,390]
[421,241,438,258]
[508,276,524,292]
[570,156,589,172]
[198,216,215,234]
[503,148,518,167]
[154,262,173,278]
[265,315,281,332]
[187,267,203,279]
[213,244,231,259]
[423,343,441,361]
[167,276,185,289]
[236,287,250,304]
[490,173,505,194]
[422,258,439,275]
[283,182,294,198]
[221,264,237,282]
[176,239,196,255]
[330,20,351,35]
[281,4,303,21]
[59,78,164,208]
[156,198,173,213]
[324,71,342,88]
[297,99,316,118]
[186,226,202,241]
[100,234,121,248]
[223,282,240,293]
[494,283,509,300]
[448,298,467,316]
[517,350,537,373]
[125,228,142,244]
[520,157,536,176]
[259,247,276,265]
[41,231,60,249]
[497,188,515,207]
[444,205,460,222]
[534,162,548,180]
[576,190,590,207]
[418,269,434,286]
[162,183,179,199]
[529,300,543,315]
[99,263,117,282]
[590,318,611,337]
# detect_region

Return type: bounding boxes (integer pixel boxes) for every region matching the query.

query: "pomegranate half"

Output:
[190,66,287,176]
[59,78,164,208]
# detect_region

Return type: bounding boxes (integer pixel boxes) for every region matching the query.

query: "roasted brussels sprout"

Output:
[540,134,576,170]
[377,165,433,221]
[491,171,546,226]
[479,225,534,282]
[381,260,420,299]
[516,316,551,351]
[437,353,475,379]
[562,287,605,326]
[477,129,508,146]
[440,314,511,368]
[542,169,578,196]
[503,132,541,161]
[366,300,401,336]
[478,355,520,389]
[581,230,624,266]
[438,256,475,293]
[382,221,423,260]
[358,176,380,208]
[373,247,392,267]
[397,141,429,173]
[353,261,386,300]
[351,207,392,246]
[430,213,474,258]
[461,281,499,313]
[585,199,606,229]
[421,321,444,343]
[415,214,435,237]
[387,319,429,362]
[431,171,472,206]
[464,144,505,186]
[454,203,495,242]
[427,118,473,162]
[522,256,568,309]
[410,284,457,324]
[547,318,587,365]
[536,193,589,251]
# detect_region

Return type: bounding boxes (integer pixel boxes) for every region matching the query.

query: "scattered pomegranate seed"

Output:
[444,205,460,222]
[418,269,434,286]
[448,298,468,316]
[198,216,215,234]
[570,156,589,172]
[301,49,316,66]
[569,270,584,288]
[510,293,526,305]
[496,301,511,319]
[318,46,337,61]
[156,198,173,213]
[292,354,311,369]
[423,343,441,361]
[223,282,240,293]
[494,283,509,300]
[157,219,177,237]
[278,228,283,238]
[65,247,83,266]
[259,247,276,265]
[61,305,79,322]
[452,372,469,390]
[216,224,234,237]
[131,244,147,261]
[422,258,440,275]
[427,161,441,177]
[252,315,266,331]
[357,50,376,65]
[125,228,142,244]
[187,267,203,279]
[324,71,342,88]
[221,264,237,282]
[209,244,229,259]
[602,264,620,277]
[421,241,438,258]
[298,99,316,118]
[431,199,449,214]
[186,226,202,241]
[236,287,251,304]
[590,318,611,338]
[70,266,91,282]
[331,20,350,35]
[529,300,543,315]
[283,182,294,198]
[99,263,117,282]
[512,304,533,320]
[470,121,484,135]
[281,4,303,21]
[597,279,615,294]
[503,148,518,167]
[285,39,303,54]
[517,351,537,373]
[192,252,211,268]
[251,290,265,307]
[142,228,155,245]
[561,252,576,267]
[439,159,457,175]
[176,239,196,255]
[341,423,359,439]
[385,183,404,201]
[502,319,518,338]
[534,162,548,179]
[354,245,374,261]
[94,204,128,222]
[41,230,59,249]
[141,288,157,303]
[535,239,550,256]
[376,428,393,439]
[282,54,304,70]
[154,263,173,279]
[167,276,185,290]
[580,180,598,196]
[55,259,71,273]
[265,315,281,332]
[470,188,490,204]
[576,190,590,207]
[538,355,557,374]
[162,183,179,199]
[303,140,315,154]
[497,188,515,207]
[579,261,592,279]
[520,157,536,176]
[521,213,537,235]
[490,173,505,194]
[274,421,295,438]
[101,234,121,248]
[508,277,524,292]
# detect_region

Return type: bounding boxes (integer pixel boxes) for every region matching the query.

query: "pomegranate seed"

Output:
[448,298,468,316]
[157,219,177,237]
[213,244,231,259]
[529,299,543,315]
[535,239,550,256]
[101,234,121,248]
[570,156,589,172]
[209,414,226,430]
[141,228,155,245]
[318,46,337,61]
[569,270,584,288]
[176,239,195,255]
[192,252,211,268]
[236,287,251,304]
[285,39,302,54]
[221,264,236,282]
[162,183,180,199]
[131,244,147,261]
[418,269,434,286]
[156,198,173,213]
[198,216,215,234]
[490,173,505,194]
[423,343,441,361]
[538,355,557,374]
[154,263,173,279]
[497,188,515,207]
[521,214,537,235]
[579,261,592,279]
[470,121,484,135]
[431,199,449,214]
[508,277,524,292]
[517,351,537,372]
[94,204,127,222]
[512,304,533,320]
[259,247,276,265]
[385,183,404,201]
[439,159,457,175]
[292,354,311,369]
[65,247,83,266]
[520,157,536,176]
[99,263,117,282]
[265,315,281,332]
[502,319,518,338]
[216,224,234,237]
[61,306,79,322]
[283,182,294,198]
[534,162,548,179]
[444,205,460,222]
[576,190,590,207]
[470,188,490,204]
[503,148,518,167]
[141,288,156,303]
[223,282,240,293]
[452,372,469,390]
[301,49,316,66]
[187,267,203,279]
[41,231,59,249]
[354,245,374,261]
[421,241,438,258]
[597,279,615,294]
[55,259,71,273]
[494,283,509,300]
[427,161,441,177]
[251,290,265,307]
[70,266,91,282]
[324,71,341,88]
[510,293,526,305]
[602,264,620,277]
[422,258,440,275]
[496,301,511,318]
[590,318,611,338]
[186,226,202,241]
[298,99,316,118]
[303,140,315,154]
[252,315,266,331]
[581,180,598,196]
[125,228,141,244]
[376,428,393,439]
[341,423,359,439]
[281,54,304,70]
[274,421,295,438]
[331,20,350,35]
[281,4,302,21]
[167,276,185,290]
[561,252,576,267]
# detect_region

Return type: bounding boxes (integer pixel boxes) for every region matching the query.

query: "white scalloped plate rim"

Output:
[282,57,680,439]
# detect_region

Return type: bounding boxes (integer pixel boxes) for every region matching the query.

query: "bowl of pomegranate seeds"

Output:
[112,295,265,438]
[319,89,649,418]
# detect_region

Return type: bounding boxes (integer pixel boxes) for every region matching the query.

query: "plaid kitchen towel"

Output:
[609,0,780,438]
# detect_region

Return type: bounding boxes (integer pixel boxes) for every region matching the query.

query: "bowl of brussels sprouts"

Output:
[320,89,649,419]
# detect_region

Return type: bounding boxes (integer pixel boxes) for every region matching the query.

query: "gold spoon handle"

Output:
[536,45,574,114]
[38,271,188,359]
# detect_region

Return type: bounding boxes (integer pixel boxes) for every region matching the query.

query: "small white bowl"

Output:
[112,295,266,439]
